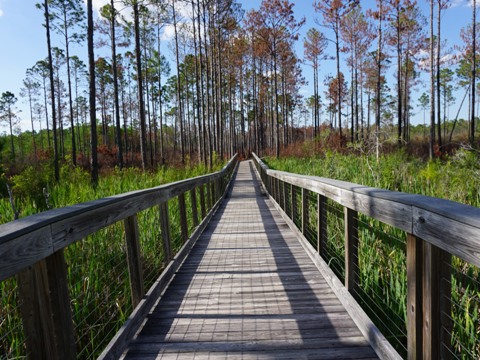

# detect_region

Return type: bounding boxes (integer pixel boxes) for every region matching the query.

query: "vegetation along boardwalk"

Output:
[121,161,379,359]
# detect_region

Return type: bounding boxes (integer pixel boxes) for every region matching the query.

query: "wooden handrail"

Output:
[252,153,478,360]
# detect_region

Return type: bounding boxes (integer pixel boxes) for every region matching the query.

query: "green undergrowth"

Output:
[266,149,480,358]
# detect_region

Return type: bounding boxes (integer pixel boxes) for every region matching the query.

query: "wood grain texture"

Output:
[122,161,378,360]
[125,215,144,307]
[406,234,423,360]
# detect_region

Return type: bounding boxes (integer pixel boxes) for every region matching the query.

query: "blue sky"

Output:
[0,0,477,132]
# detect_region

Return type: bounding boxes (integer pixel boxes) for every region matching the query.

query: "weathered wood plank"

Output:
[124,215,144,307]
[407,234,423,360]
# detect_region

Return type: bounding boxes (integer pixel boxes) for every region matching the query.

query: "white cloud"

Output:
[450,0,465,8]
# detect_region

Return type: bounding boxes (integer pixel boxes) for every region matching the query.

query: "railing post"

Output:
[159,201,172,262]
[317,194,327,256]
[283,181,287,211]
[422,242,452,360]
[190,188,199,227]
[302,188,308,235]
[407,234,423,360]
[17,250,76,360]
[291,184,295,220]
[199,184,206,218]
[124,215,144,307]
[206,182,212,210]
[178,193,188,242]
[345,207,359,294]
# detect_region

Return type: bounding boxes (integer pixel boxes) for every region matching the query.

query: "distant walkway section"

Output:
[122,160,378,359]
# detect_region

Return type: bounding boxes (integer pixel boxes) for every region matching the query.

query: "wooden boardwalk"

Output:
[122,161,378,359]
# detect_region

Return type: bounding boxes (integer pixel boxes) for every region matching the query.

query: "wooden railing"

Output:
[0,155,238,359]
[253,153,480,359]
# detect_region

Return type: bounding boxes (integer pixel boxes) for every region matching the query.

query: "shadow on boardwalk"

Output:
[122,160,377,359]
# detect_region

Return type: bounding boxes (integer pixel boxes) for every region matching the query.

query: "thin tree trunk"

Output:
[111,0,123,168]
[45,0,59,182]
[133,0,148,170]
[87,0,97,185]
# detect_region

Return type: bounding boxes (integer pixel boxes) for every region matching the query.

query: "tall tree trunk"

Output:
[45,0,59,182]
[63,8,76,165]
[172,0,185,164]
[429,0,436,159]
[133,0,148,170]
[375,0,383,161]
[87,0,97,185]
[335,16,342,138]
[111,0,123,168]
[396,4,402,145]
[437,0,442,147]
[471,0,476,145]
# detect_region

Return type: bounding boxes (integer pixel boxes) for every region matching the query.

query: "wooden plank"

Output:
[17,260,57,360]
[17,251,76,360]
[199,184,206,218]
[159,201,172,262]
[318,194,327,256]
[44,250,76,359]
[302,188,308,236]
[422,242,441,360]
[345,207,358,294]
[190,188,199,227]
[178,193,188,242]
[407,233,423,360]
[124,215,144,307]
[0,227,52,282]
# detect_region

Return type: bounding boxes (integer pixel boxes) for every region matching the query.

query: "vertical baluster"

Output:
[159,201,172,262]
[407,233,423,360]
[199,184,206,218]
[317,194,327,256]
[17,250,76,360]
[302,188,309,236]
[124,214,144,307]
[345,207,359,294]
[178,193,188,242]
[190,188,199,227]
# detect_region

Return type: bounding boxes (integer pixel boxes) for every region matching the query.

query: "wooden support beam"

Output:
[190,188,199,227]
[407,233,423,360]
[124,215,144,307]
[206,182,212,210]
[345,207,359,294]
[199,185,206,219]
[17,250,76,360]
[178,193,188,242]
[291,184,295,220]
[159,201,172,262]
[318,194,327,257]
[302,188,309,236]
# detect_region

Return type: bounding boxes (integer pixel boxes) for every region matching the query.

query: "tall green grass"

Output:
[266,150,480,358]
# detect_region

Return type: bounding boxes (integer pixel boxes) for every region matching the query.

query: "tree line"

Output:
[0,0,479,184]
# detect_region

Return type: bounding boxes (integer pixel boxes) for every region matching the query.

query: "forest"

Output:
[0,0,479,204]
